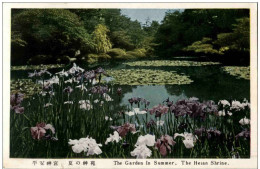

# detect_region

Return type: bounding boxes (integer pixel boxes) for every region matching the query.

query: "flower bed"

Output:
[10,63,250,158]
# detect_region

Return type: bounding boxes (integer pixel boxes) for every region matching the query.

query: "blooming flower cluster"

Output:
[10,93,25,114]
[148,104,169,118]
[169,98,218,120]
[125,108,147,116]
[91,85,109,94]
[79,100,93,110]
[30,122,56,140]
[28,69,52,78]
[128,97,150,107]
[17,63,251,158]
[68,137,102,156]
[110,123,137,137]
[131,134,155,158]
[230,100,250,111]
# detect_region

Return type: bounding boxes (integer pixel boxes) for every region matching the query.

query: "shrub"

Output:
[86,53,112,64]
[27,55,52,65]
[125,48,147,59]
[107,48,126,59]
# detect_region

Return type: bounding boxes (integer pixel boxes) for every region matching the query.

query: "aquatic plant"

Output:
[104,69,193,85]
[11,64,64,71]
[222,66,250,80]
[124,60,220,67]
[9,63,250,159]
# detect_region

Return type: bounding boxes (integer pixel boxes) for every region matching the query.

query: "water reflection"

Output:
[120,85,187,107]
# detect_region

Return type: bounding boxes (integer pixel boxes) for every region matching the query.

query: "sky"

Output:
[120,9,173,25]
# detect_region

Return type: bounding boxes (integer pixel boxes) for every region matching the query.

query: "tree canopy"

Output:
[11,8,250,65]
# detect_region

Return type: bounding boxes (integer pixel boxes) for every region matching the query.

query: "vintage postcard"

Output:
[3,2,257,169]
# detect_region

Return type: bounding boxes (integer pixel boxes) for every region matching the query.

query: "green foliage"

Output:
[92,24,112,53]
[183,17,249,58]
[155,9,249,57]
[184,37,222,55]
[110,31,135,50]
[124,60,220,67]
[86,53,112,64]
[105,69,193,85]
[125,48,147,59]
[214,17,249,52]
[107,48,126,59]
[11,9,94,65]
[222,66,250,80]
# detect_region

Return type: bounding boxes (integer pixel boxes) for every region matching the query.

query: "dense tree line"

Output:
[11,9,157,65]
[154,9,249,65]
[11,9,250,66]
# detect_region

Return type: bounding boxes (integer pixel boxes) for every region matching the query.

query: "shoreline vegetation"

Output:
[11,9,249,66]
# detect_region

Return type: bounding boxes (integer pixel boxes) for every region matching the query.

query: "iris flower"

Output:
[68,136,102,156]
[174,132,197,149]
[105,131,121,145]
[155,135,176,156]
[149,104,169,118]
[111,123,136,137]
[239,117,250,125]
[130,145,152,159]
[31,123,55,140]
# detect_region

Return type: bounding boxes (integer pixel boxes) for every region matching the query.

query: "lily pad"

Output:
[222,66,250,80]
[123,60,221,67]
[103,69,193,85]
[11,79,41,98]
[11,64,65,71]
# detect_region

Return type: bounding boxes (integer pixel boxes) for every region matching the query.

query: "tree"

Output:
[184,37,222,55]
[92,24,112,53]
[11,9,93,64]
[110,31,135,50]
[154,9,249,57]
[214,17,249,52]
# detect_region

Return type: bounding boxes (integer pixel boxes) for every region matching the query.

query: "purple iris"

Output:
[10,93,25,114]
[148,104,169,118]
[84,70,96,80]
[90,85,109,94]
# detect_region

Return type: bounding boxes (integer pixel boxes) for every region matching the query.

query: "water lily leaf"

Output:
[222,66,250,80]
[124,60,220,67]
[102,69,193,85]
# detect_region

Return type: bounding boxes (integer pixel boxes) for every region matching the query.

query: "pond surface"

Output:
[11,59,250,107]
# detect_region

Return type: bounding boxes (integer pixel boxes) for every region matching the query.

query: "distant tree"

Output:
[11,9,93,64]
[92,24,112,53]
[110,31,135,50]
[214,17,249,53]
[154,9,249,57]
[184,37,222,55]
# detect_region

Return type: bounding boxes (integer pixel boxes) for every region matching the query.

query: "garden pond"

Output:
[11,59,250,105]
[10,59,251,158]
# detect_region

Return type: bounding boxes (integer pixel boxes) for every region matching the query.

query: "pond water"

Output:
[11,59,250,108]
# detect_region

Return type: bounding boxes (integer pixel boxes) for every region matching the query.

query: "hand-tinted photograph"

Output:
[10,8,250,159]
